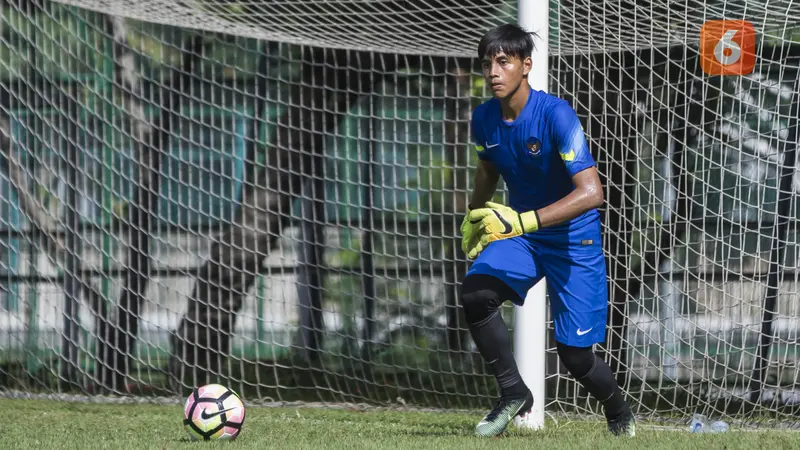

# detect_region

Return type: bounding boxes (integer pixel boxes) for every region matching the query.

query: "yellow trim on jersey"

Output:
[560,149,576,161]
[475,145,485,152]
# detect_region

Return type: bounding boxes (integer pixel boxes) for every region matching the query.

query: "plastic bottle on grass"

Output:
[690,414,707,433]
[690,414,728,433]
[709,421,729,432]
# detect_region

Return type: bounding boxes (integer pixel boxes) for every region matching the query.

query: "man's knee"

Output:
[460,274,516,326]
[556,342,596,378]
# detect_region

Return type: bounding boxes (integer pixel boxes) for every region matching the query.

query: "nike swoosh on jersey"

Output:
[486,143,500,148]
[200,407,236,420]
[492,210,513,234]
[576,327,593,336]
[560,150,576,161]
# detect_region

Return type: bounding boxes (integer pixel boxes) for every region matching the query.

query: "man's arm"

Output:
[530,102,603,229]
[533,167,604,228]
[468,159,500,209]
[470,166,603,247]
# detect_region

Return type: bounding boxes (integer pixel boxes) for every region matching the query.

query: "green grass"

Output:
[3,399,799,450]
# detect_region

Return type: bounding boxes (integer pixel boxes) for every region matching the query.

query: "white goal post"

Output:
[514,0,548,431]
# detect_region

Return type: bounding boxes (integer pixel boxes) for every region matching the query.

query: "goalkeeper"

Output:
[460,23,634,437]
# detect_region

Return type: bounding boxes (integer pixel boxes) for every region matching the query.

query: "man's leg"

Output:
[462,238,540,437]
[539,238,635,436]
[462,274,530,399]
[556,342,633,434]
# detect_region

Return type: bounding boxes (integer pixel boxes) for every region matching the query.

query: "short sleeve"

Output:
[471,105,491,161]
[550,102,595,176]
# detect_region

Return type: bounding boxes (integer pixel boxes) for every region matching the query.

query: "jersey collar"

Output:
[497,88,535,127]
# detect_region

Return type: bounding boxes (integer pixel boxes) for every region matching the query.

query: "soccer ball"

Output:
[183,384,246,441]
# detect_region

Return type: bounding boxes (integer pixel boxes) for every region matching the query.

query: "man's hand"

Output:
[460,211,485,260]
[470,201,540,246]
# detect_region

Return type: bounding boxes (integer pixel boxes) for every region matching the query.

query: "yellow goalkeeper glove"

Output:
[460,207,485,260]
[469,201,540,246]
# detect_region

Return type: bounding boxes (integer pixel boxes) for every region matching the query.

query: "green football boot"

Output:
[475,390,534,437]
[607,410,636,437]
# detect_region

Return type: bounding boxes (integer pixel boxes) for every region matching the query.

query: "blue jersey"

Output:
[468,89,608,346]
[471,88,600,237]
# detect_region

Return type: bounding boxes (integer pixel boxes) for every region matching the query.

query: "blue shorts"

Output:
[466,230,608,347]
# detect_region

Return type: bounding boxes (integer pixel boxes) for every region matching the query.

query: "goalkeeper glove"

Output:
[460,206,485,260]
[469,201,540,246]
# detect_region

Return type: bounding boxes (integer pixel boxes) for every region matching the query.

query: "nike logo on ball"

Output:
[200,407,236,420]
[577,328,592,336]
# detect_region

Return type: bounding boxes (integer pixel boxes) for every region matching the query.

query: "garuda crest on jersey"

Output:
[526,136,542,156]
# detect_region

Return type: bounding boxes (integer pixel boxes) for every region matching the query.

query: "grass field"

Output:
[4,399,799,450]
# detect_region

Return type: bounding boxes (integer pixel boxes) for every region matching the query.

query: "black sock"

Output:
[557,343,629,420]
[462,275,528,399]
[469,310,528,398]
[579,356,629,420]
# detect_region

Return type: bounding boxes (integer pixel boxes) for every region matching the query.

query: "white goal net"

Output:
[0,0,798,428]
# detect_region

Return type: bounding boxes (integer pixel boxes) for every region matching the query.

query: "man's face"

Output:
[481,51,531,99]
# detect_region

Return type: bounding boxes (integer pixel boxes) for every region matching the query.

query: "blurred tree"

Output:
[96,15,207,392]
[168,0,494,390]
[0,1,110,374]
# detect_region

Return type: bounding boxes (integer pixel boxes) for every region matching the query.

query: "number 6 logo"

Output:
[701,20,755,75]
[714,29,741,65]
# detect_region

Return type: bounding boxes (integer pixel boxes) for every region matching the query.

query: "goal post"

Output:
[514,0,548,431]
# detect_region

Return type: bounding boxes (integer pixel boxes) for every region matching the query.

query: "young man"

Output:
[460,23,635,437]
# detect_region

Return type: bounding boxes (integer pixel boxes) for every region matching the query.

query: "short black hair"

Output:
[478,23,538,61]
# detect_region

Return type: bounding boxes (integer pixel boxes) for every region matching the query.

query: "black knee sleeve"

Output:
[460,274,518,326]
[556,342,596,379]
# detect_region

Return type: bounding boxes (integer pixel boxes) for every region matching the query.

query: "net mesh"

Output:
[0,0,798,429]
[50,0,519,56]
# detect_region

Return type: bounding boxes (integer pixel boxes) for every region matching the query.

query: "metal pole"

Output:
[60,10,93,387]
[360,53,377,362]
[60,87,83,387]
[251,43,270,356]
[748,76,799,403]
[297,46,326,363]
